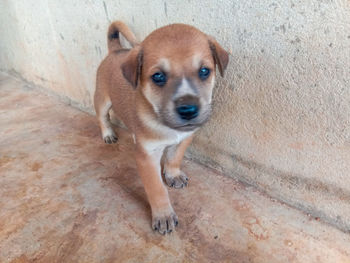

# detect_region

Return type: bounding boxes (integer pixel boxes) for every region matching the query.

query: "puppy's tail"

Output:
[107,21,139,53]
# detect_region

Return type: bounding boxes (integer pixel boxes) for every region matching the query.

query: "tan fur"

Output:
[94,21,229,234]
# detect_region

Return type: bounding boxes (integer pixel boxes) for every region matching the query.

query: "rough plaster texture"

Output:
[1,1,350,231]
[2,74,350,262]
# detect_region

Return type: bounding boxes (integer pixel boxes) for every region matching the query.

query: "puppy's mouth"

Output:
[172,123,201,131]
[161,117,203,131]
[160,105,212,132]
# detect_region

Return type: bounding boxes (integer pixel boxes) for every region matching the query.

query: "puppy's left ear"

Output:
[208,37,229,77]
[121,46,143,88]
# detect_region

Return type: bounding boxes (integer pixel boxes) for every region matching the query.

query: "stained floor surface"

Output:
[1,74,350,263]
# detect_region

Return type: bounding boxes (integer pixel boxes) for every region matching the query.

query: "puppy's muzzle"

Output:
[175,96,200,121]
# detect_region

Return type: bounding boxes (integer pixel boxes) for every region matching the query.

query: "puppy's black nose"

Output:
[176,105,199,120]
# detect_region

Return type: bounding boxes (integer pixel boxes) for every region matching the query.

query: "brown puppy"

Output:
[94,21,229,234]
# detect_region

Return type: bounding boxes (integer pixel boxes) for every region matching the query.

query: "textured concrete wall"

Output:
[1,0,350,231]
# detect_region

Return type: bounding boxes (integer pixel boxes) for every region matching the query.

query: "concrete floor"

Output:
[1,73,350,263]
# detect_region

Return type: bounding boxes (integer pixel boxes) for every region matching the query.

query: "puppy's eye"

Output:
[151,72,167,86]
[198,67,210,80]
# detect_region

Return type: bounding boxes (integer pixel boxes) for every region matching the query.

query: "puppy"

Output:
[94,21,229,234]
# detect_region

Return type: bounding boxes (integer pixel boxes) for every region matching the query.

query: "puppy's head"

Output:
[122,24,229,131]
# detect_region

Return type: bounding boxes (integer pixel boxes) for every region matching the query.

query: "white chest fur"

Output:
[142,129,194,154]
[138,111,195,154]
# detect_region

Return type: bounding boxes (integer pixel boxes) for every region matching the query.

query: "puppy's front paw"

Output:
[152,210,178,235]
[102,129,118,144]
[164,170,188,189]
[104,134,118,144]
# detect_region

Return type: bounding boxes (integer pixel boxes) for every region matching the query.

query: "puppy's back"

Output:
[96,50,137,129]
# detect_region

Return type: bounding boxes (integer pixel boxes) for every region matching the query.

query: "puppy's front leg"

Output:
[163,135,194,188]
[135,144,178,234]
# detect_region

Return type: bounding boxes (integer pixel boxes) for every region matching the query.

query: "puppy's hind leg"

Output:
[95,97,118,144]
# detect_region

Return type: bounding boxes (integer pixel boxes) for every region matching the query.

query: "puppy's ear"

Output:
[121,47,143,88]
[208,37,229,77]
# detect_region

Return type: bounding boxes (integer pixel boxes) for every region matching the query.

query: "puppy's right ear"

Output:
[121,47,143,88]
[208,36,229,77]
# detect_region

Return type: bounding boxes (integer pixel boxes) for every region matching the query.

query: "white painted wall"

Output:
[1,0,350,231]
